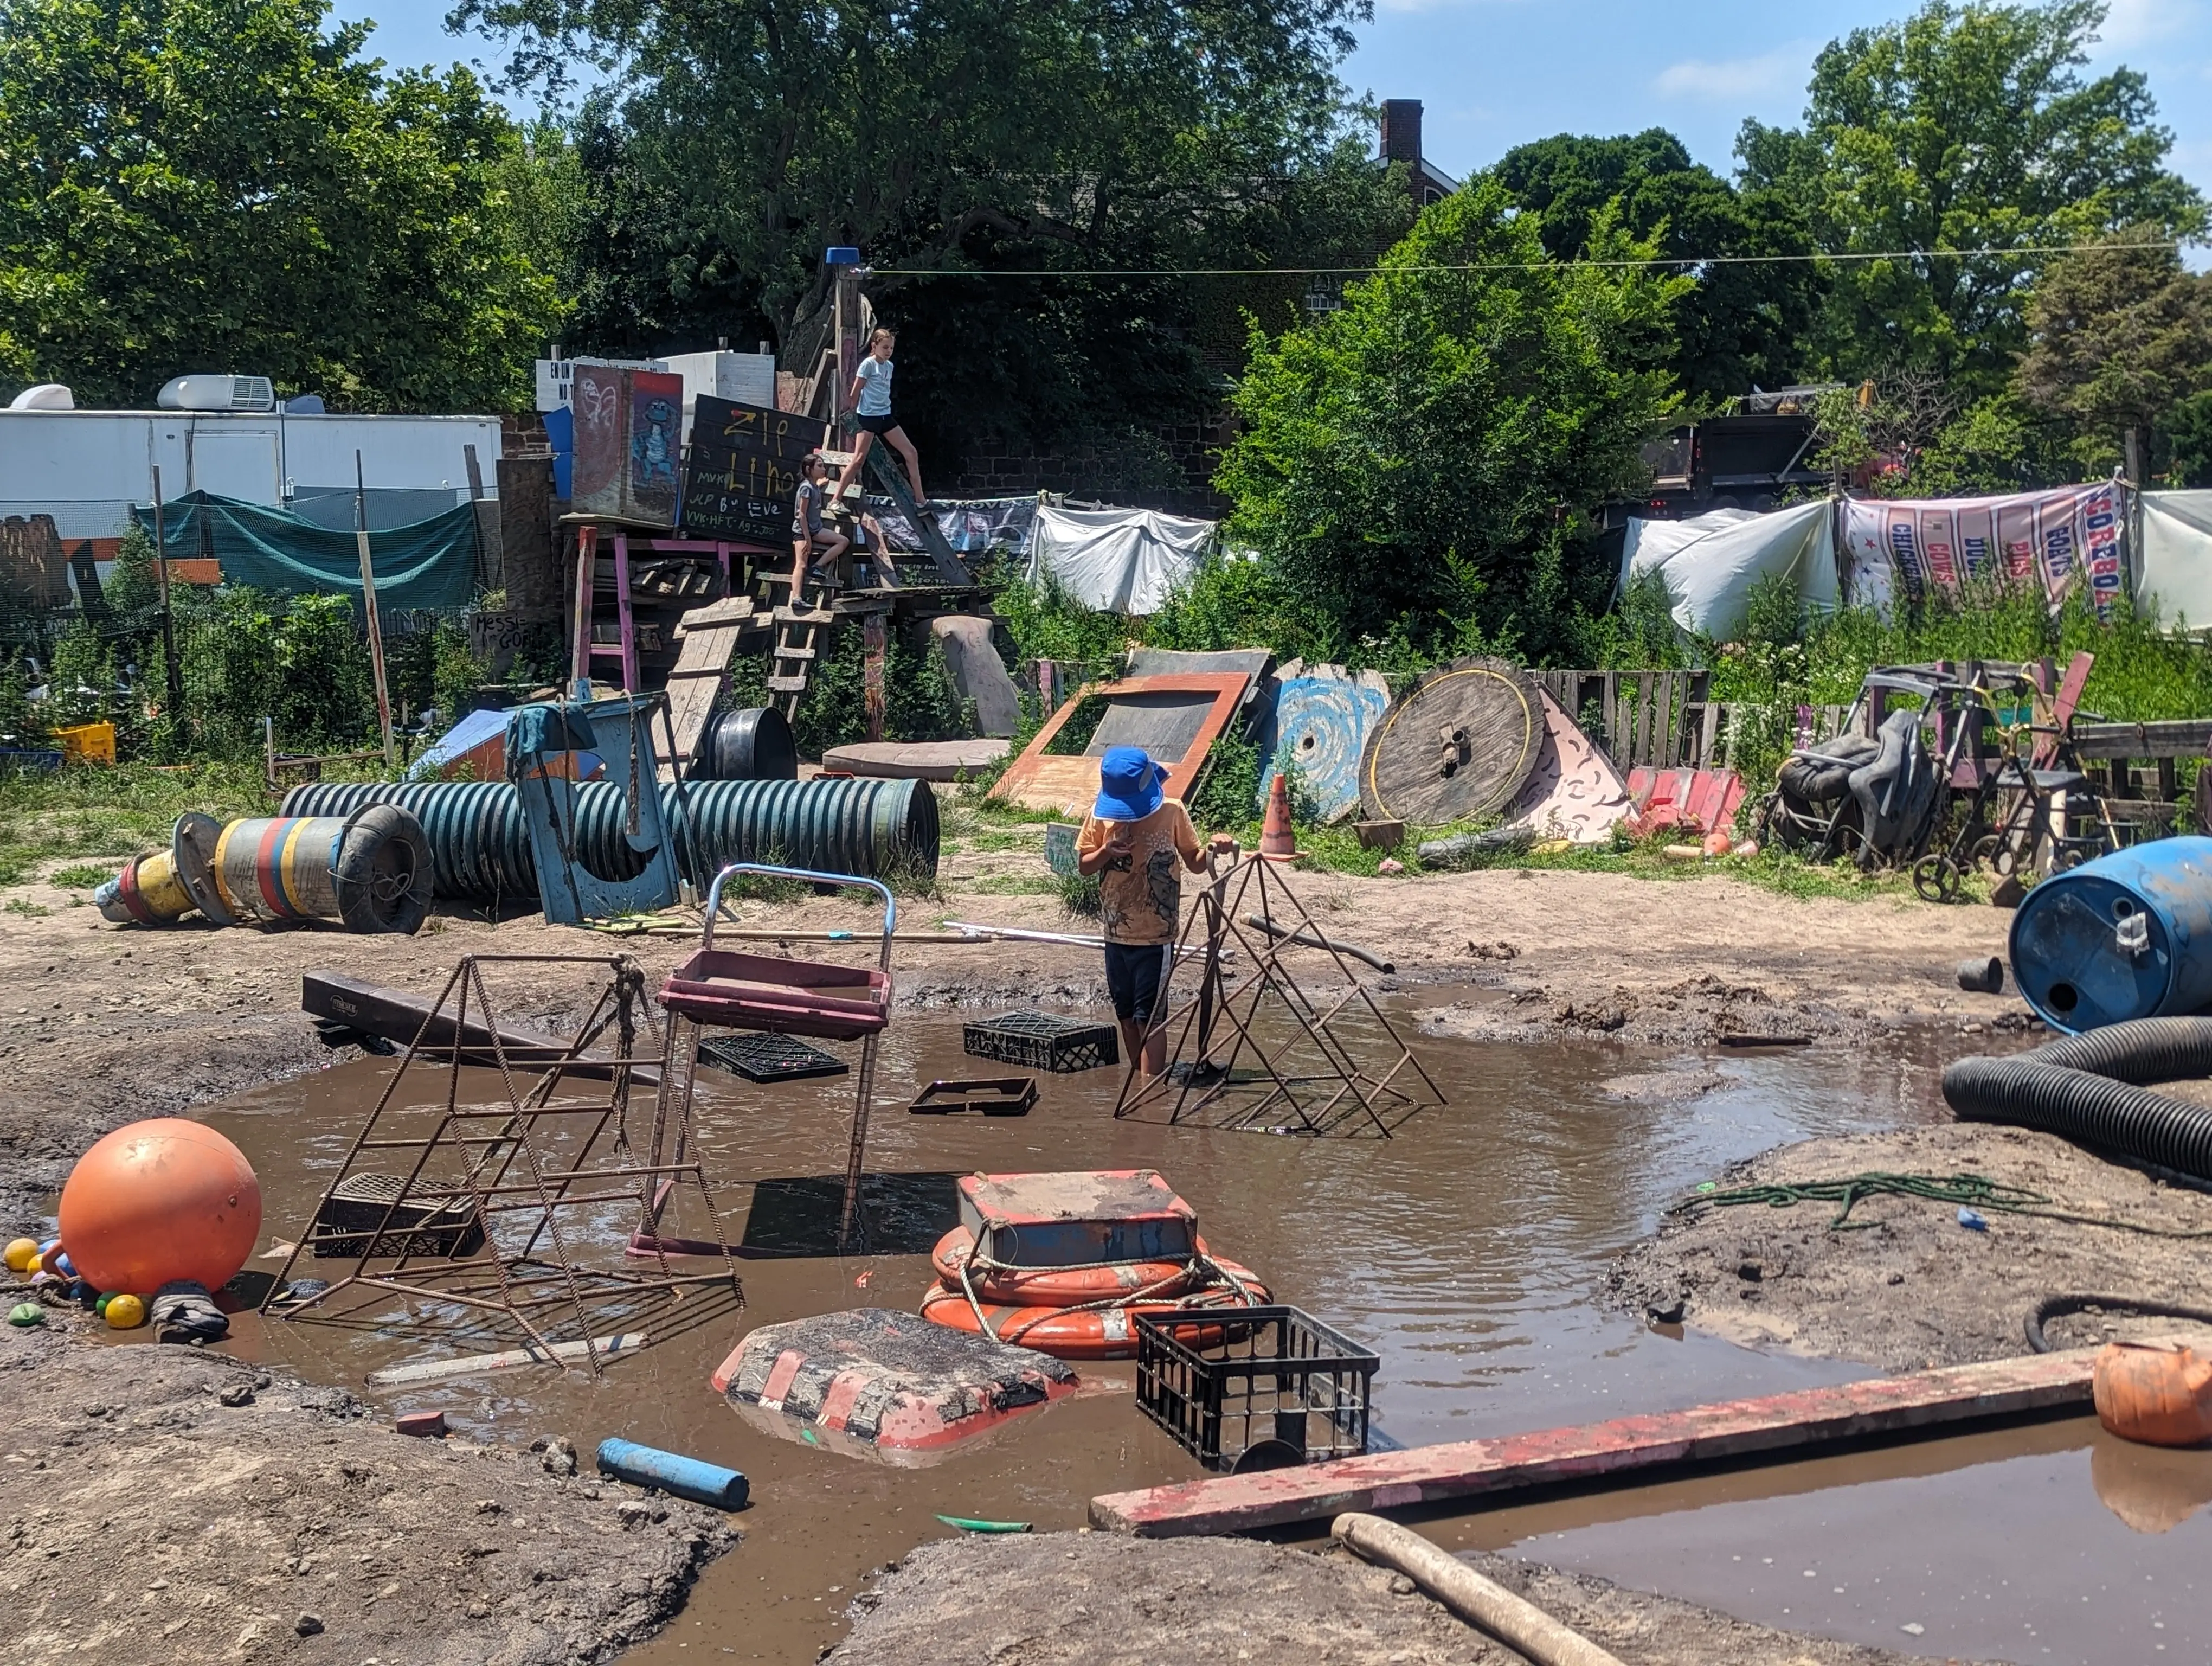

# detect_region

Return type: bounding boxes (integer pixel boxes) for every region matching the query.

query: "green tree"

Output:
[1737,1,2204,394]
[460,0,1401,477]
[0,0,565,410]
[2015,233,2212,475]
[1217,181,1683,663]
[1494,129,1825,401]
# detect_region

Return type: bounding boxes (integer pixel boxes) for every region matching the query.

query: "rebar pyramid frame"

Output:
[260,953,740,1375]
[1112,857,1444,1136]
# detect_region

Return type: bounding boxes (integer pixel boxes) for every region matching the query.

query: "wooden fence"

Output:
[1527,669,1856,773]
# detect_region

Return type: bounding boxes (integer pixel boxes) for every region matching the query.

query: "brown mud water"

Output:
[16,995,2210,1664]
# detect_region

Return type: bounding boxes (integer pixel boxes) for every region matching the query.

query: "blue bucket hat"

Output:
[1094,746,1164,822]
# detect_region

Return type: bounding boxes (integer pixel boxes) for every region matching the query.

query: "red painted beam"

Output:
[1091,1346,2106,1537]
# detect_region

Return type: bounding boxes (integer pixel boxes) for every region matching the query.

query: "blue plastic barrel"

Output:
[595,1437,749,1510]
[2009,838,2212,1032]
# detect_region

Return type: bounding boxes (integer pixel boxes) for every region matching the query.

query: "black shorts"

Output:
[854,411,897,437]
[1104,941,1173,1025]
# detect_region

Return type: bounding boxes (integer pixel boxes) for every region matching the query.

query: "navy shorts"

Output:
[855,411,897,436]
[1104,941,1173,1024]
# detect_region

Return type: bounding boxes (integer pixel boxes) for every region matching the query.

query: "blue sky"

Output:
[352,0,2212,216]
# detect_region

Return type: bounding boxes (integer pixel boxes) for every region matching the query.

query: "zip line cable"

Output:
[867,239,2182,279]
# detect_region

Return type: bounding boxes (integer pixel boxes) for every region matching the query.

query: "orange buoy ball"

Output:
[3,1238,34,1273]
[103,1292,146,1330]
[57,1119,260,1297]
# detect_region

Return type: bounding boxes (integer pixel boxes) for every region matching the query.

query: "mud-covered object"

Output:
[711,1307,1077,1458]
[150,1280,229,1345]
[1776,732,1878,811]
[1848,707,1940,863]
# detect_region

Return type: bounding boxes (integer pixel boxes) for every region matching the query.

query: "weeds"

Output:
[46,863,111,889]
[0,761,269,886]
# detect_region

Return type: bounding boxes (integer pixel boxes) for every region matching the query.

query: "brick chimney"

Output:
[1380,100,1423,171]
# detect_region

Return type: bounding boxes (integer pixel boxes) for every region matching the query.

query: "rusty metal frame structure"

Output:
[1112,856,1443,1137]
[260,953,738,1376]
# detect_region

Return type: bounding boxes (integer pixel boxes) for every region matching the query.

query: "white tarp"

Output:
[1022,505,1216,615]
[2138,490,2212,630]
[1623,498,1838,639]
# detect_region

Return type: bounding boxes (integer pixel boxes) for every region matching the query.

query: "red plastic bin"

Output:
[659,948,893,1040]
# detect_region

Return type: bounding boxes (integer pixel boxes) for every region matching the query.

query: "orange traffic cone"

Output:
[1259,772,1302,863]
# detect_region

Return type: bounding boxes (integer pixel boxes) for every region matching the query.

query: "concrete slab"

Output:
[821,739,1009,780]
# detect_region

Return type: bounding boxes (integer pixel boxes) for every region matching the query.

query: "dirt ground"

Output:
[0,843,2079,1664]
[1605,1120,2212,1371]
[0,1320,732,1665]
[824,1532,1994,1666]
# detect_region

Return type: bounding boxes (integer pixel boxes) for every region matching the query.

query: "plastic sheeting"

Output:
[2138,491,2212,631]
[1022,504,1215,615]
[133,490,480,611]
[1623,498,1837,639]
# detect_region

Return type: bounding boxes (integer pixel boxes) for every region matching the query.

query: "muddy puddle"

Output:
[128,999,2113,1662]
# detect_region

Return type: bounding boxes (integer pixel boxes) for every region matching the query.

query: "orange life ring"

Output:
[917,1264,1270,1361]
[928,1225,1214,1309]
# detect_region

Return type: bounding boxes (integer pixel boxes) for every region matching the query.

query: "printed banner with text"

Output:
[1840,483,2125,617]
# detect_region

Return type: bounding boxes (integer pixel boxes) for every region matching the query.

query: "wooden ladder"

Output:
[766,590,836,717]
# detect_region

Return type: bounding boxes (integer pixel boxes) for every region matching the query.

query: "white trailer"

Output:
[0,402,503,554]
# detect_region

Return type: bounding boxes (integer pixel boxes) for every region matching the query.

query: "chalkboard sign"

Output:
[692,396,814,460]
[680,395,814,542]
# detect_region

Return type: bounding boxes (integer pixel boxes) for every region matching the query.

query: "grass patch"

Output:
[956,875,1066,897]
[47,863,113,889]
[4,898,50,917]
[1050,869,1102,917]
[0,761,271,887]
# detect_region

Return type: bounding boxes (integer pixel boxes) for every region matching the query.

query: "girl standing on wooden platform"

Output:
[834,328,929,509]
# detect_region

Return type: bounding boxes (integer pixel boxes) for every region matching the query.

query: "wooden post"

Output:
[570,523,598,698]
[150,466,184,725]
[353,452,397,769]
[863,611,888,742]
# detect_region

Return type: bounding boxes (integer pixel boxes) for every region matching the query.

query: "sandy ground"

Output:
[0,838,2074,1665]
[0,1322,732,1665]
[1605,1120,2212,1372]
[825,1533,1992,1666]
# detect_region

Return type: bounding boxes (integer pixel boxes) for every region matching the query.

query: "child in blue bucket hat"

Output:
[1076,746,1233,1079]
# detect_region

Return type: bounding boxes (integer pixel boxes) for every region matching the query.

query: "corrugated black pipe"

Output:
[280,776,938,902]
[1943,1016,2212,1184]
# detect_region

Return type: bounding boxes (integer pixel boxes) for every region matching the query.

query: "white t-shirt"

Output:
[855,356,893,416]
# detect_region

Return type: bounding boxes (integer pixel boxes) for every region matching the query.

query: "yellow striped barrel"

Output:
[210,816,349,923]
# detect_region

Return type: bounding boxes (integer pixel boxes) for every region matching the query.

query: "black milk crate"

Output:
[312,1172,485,1260]
[962,1009,1118,1073]
[698,1031,850,1083]
[1135,1305,1378,1472]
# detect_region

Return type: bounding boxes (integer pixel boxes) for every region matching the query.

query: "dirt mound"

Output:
[0,1327,734,1664]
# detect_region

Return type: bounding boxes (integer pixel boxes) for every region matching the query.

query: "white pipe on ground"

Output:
[1332,1513,1626,1666]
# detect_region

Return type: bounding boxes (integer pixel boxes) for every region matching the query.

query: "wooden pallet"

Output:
[653,596,756,781]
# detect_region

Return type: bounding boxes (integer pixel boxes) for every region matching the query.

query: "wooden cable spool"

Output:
[1358,657,1545,824]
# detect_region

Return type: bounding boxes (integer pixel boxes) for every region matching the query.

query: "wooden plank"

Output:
[1697,700,1721,771]
[2072,720,2212,760]
[300,972,659,1085]
[1656,672,1679,767]
[1091,1347,2111,1538]
[655,598,756,780]
[1632,672,1654,767]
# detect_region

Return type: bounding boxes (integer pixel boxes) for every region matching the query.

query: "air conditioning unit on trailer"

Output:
[157,374,276,413]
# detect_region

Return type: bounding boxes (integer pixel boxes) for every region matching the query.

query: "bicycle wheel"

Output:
[1912,854,1961,904]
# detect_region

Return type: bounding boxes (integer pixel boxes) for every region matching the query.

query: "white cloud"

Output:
[1652,46,1806,104]
[2094,0,2200,53]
